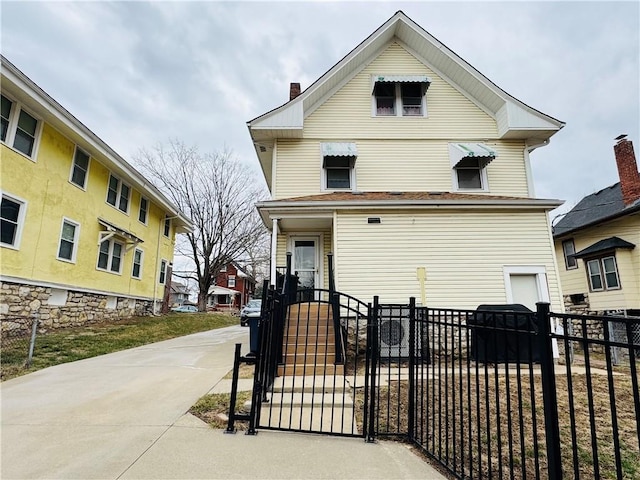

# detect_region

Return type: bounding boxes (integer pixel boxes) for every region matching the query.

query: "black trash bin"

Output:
[469,304,539,363]
[248,316,260,355]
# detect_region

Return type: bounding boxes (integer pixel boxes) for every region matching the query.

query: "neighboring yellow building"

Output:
[0,55,192,333]
[248,11,565,311]
[553,136,640,315]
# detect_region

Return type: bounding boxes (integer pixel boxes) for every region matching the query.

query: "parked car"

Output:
[171,305,198,313]
[240,299,262,326]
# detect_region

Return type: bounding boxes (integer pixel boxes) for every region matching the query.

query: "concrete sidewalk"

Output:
[1,325,446,480]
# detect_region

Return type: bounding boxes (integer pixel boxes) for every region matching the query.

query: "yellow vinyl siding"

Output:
[303,42,497,140]
[1,123,175,300]
[275,140,321,199]
[273,41,529,200]
[276,233,288,268]
[555,213,640,310]
[275,139,529,199]
[335,210,562,309]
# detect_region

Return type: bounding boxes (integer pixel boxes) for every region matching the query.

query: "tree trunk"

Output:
[197,292,208,312]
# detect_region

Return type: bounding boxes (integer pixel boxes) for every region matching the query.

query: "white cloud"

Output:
[1,1,638,211]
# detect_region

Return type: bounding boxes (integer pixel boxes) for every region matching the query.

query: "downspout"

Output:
[270,218,279,286]
[524,140,549,198]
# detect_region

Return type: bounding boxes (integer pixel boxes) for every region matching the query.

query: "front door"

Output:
[292,237,319,301]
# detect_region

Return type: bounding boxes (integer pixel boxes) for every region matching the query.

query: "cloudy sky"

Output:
[2,1,639,221]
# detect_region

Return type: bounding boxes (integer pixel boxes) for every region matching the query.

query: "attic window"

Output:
[372,76,430,117]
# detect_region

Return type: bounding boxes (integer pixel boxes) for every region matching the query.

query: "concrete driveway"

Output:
[1,325,445,480]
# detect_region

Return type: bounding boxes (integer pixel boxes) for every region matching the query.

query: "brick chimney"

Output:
[289,82,301,100]
[613,135,640,206]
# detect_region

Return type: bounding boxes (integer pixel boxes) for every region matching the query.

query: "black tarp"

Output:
[469,304,540,363]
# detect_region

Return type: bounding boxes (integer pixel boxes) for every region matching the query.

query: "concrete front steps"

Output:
[260,375,359,434]
[278,302,344,377]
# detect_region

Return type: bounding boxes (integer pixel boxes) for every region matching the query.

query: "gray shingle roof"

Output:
[553,182,640,237]
[573,236,635,258]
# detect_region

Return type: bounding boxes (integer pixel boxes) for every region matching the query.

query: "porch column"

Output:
[270,218,279,286]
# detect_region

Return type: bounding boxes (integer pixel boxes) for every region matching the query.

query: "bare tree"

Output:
[135,141,267,311]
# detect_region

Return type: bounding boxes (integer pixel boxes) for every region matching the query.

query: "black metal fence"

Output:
[232,269,639,479]
[373,299,640,480]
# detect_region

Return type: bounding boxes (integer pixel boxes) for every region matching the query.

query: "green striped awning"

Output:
[374,75,432,83]
[449,143,497,168]
[321,142,358,157]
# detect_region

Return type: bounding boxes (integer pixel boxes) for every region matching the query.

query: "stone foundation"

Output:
[0,281,155,337]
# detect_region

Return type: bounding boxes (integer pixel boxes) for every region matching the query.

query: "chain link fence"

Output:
[1,314,39,380]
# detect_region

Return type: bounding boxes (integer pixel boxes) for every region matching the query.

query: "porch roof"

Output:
[207,286,241,296]
[256,191,563,229]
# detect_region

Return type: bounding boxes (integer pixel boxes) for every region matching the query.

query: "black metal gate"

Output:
[248,280,374,438]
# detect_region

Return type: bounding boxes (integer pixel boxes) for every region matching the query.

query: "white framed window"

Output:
[69,146,90,189]
[453,158,488,190]
[1,192,27,249]
[1,93,42,160]
[320,143,358,192]
[323,156,355,190]
[228,275,236,288]
[97,238,124,274]
[562,239,578,270]
[132,248,143,279]
[163,215,171,237]
[106,174,131,213]
[57,218,80,263]
[159,259,168,284]
[449,143,495,192]
[586,256,620,291]
[1,94,12,142]
[372,79,428,117]
[138,197,148,224]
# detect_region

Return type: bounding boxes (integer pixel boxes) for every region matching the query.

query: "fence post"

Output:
[26,313,38,368]
[537,302,562,480]
[408,297,416,440]
[367,296,379,443]
[225,343,243,434]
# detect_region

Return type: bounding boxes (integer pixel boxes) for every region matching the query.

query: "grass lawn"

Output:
[1,312,239,381]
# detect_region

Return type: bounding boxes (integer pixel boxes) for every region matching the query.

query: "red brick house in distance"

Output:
[210,261,256,309]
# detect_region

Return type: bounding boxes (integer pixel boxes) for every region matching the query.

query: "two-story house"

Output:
[248,11,565,311]
[553,136,639,316]
[1,56,192,334]
[208,261,256,309]
[169,283,191,306]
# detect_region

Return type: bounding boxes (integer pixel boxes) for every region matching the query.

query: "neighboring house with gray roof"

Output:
[169,282,191,306]
[553,136,640,315]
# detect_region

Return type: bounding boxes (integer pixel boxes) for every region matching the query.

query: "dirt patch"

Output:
[355,369,640,480]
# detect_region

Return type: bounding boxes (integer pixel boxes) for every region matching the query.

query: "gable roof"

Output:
[248,11,564,184]
[170,283,190,295]
[220,260,256,282]
[553,183,640,237]
[1,55,193,233]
